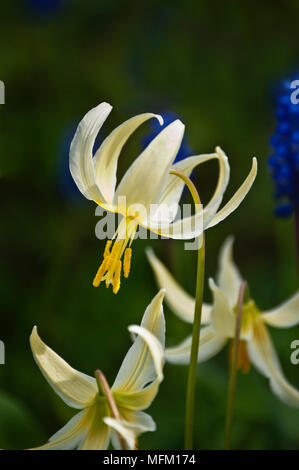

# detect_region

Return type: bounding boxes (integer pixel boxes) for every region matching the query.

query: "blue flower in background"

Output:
[268,75,299,217]
[141,111,193,163]
[24,0,65,18]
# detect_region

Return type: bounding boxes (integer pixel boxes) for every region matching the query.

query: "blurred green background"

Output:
[0,0,299,450]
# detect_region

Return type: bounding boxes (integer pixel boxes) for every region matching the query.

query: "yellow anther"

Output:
[106,241,122,270]
[113,260,122,294]
[93,258,107,287]
[103,240,112,258]
[123,248,132,278]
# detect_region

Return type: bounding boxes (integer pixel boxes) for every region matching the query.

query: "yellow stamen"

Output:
[113,260,122,294]
[123,248,132,278]
[103,240,112,258]
[106,241,122,271]
[93,258,107,287]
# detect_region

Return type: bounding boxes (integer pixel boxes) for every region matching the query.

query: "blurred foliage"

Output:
[0,0,298,450]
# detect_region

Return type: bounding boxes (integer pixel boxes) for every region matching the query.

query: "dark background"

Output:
[0,0,298,449]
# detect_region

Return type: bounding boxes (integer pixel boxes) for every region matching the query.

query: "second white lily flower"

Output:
[30,290,166,450]
[147,239,299,408]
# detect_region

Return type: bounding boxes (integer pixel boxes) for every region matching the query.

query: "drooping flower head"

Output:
[147,239,299,408]
[268,74,299,217]
[30,290,166,450]
[70,102,257,293]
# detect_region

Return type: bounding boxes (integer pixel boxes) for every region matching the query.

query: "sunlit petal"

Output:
[112,290,165,392]
[247,320,299,408]
[207,157,257,228]
[146,247,211,324]
[209,278,235,338]
[114,120,185,208]
[69,102,112,202]
[155,151,220,221]
[143,206,215,240]
[128,325,164,383]
[105,411,155,450]
[261,292,299,328]
[114,379,160,410]
[217,236,242,307]
[93,113,163,204]
[30,327,97,409]
[165,326,227,364]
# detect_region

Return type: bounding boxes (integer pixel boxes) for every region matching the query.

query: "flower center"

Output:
[93,217,138,293]
[233,299,260,338]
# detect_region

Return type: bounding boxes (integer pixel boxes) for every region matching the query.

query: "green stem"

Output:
[224,281,247,450]
[169,170,204,450]
[184,234,205,449]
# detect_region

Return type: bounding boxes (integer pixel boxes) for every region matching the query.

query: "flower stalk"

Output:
[169,169,204,450]
[95,369,127,450]
[224,280,247,450]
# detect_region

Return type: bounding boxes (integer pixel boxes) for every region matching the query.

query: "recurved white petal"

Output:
[155,151,220,221]
[151,147,230,228]
[114,120,185,208]
[146,247,211,324]
[209,278,235,338]
[207,157,257,229]
[217,237,242,307]
[69,102,112,202]
[144,206,215,240]
[128,325,164,383]
[165,326,227,364]
[247,319,299,408]
[104,417,136,450]
[31,410,87,450]
[114,379,160,410]
[30,327,97,409]
[93,113,163,204]
[105,411,156,450]
[112,290,165,393]
[261,292,299,328]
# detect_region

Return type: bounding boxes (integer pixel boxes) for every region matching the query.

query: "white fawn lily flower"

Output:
[70,102,257,293]
[29,290,166,450]
[147,239,299,408]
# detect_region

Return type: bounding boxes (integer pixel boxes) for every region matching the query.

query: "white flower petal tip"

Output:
[217,236,242,306]
[248,321,299,408]
[208,277,236,338]
[30,327,97,409]
[69,102,113,202]
[208,156,258,229]
[215,146,229,161]
[103,417,136,450]
[261,292,299,328]
[103,415,156,450]
[128,325,164,383]
[145,247,211,324]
